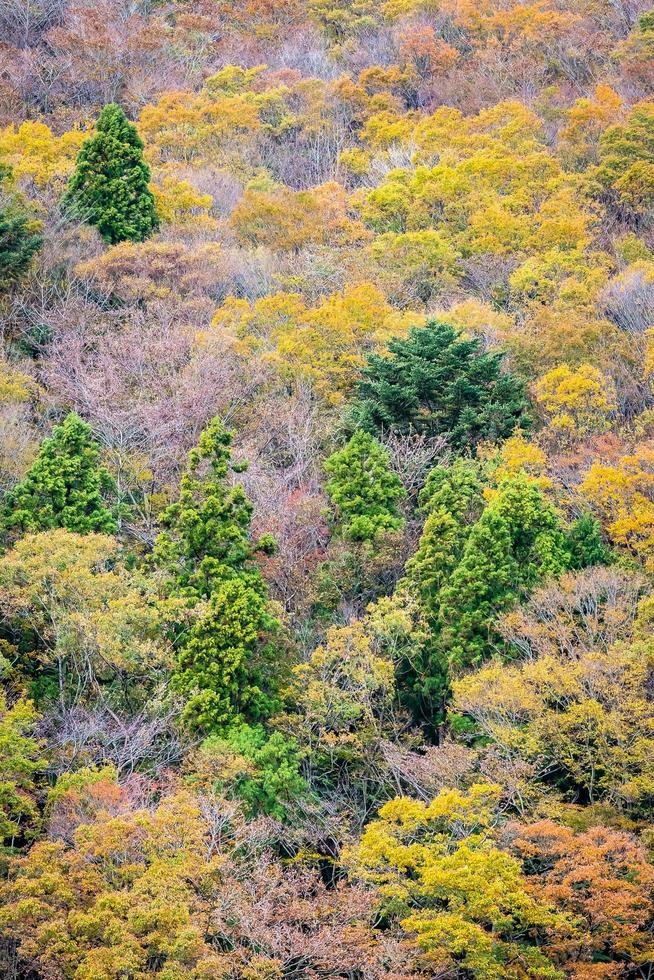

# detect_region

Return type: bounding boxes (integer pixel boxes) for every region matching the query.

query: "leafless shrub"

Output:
[498,565,648,660]
[0,0,67,48]
[41,302,270,506]
[599,267,654,334]
[380,430,449,501]
[462,254,519,303]
[39,701,190,778]
[364,143,418,188]
[381,739,478,801]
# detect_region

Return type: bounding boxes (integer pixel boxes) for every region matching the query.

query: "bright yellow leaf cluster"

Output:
[205,283,421,403]
[535,363,617,442]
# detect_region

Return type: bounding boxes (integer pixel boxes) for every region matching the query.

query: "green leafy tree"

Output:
[64,103,158,244]
[324,431,405,542]
[351,320,528,450]
[0,210,41,292]
[566,513,613,570]
[2,413,116,537]
[411,459,485,604]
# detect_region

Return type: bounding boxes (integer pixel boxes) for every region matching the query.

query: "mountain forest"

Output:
[0,0,654,977]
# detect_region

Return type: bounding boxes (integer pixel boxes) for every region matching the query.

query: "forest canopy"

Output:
[1,1,654,978]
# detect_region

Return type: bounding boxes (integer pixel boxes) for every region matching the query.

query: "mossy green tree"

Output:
[175,577,283,733]
[0,165,41,294]
[351,320,528,450]
[0,688,43,853]
[64,103,158,244]
[401,460,484,732]
[324,430,405,542]
[435,474,572,676]
[2,413,116,537]
[192,724,307,821]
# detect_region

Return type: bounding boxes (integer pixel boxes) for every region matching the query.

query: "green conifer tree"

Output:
[406,460,484,617]
[175,577,282,733]
[400,460,483,733]
[566,513,613,569]
[324,430,405,542]
[64,103,158,244]
[0,209,42,294]
[403,471,571,735]
[157,418,283,734]
[2,413,115,537]
[154,417,273,601]
[351,320,528,450]
[436,474,571,675]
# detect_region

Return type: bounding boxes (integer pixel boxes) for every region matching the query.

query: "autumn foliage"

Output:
[1,1,654,978]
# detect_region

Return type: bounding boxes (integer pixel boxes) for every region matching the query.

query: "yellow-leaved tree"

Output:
[346,783,567,979]
[205,284,420,403]
[534,363,617,444]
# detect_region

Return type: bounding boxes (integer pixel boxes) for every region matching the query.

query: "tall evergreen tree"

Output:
[176,578,282,733]
[435,474,571,676]
[324,430,405,542]
[2,413,116,537]
[406,460,484,617]
[351,320,528,450]
[155,418,282,734]
[154,417,273,602]
[403,471,572,736]
[566,513,613,569]
[64,103,158,245]
[0,209,42,294]
[400,460,484,733]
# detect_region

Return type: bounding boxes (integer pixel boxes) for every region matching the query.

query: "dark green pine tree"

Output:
[351,320,529,451]
[2,413,116,536]
[0,166,42,294]
[566,513,613,569]
[324,430,405,542]
[64,103,158,245]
